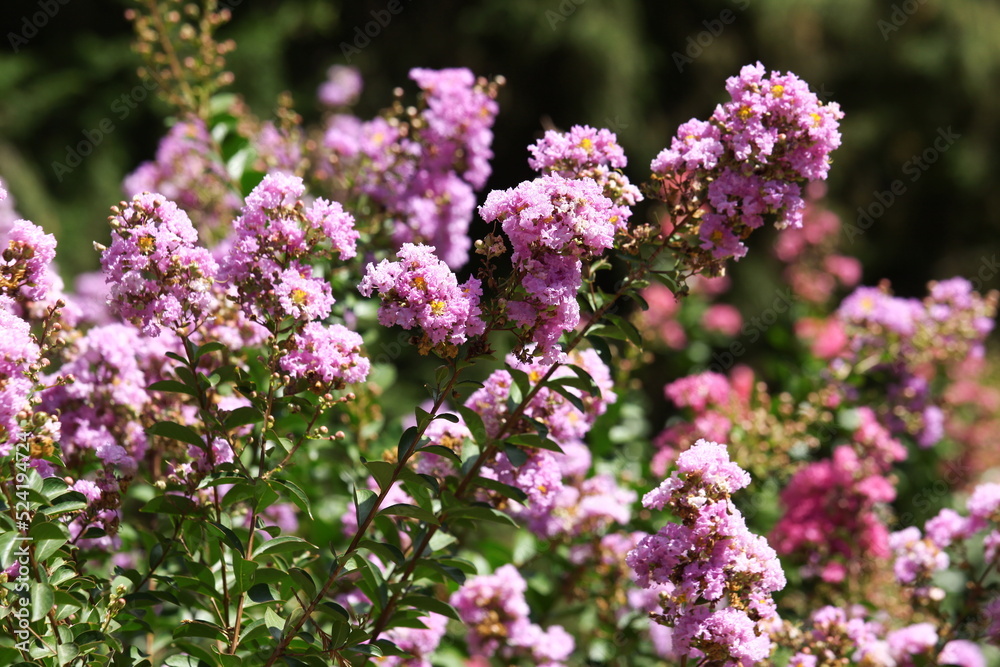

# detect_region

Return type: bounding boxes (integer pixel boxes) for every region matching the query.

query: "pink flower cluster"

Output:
[0,298,39,452]
[279,322,370,391]
[359,242,485,353]
[222,173,358,325]
[626,440,785,666]
[2,217,58,304]
[101,192,219,336]
[785,606,985,667]
[835,278,997,446]
[528,125,642,207]
[651,62,843,260]
[463,349,631,537]
[323,68,499,268]
[450,564,574,666]
[480,175,628,362]
[770,407,906,582]
[123,118,241,233]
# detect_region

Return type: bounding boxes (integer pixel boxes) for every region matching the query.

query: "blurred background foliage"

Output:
[0,0,998,296]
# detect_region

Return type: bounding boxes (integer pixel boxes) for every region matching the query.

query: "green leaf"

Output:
[288,567,317,599]
[29,520,69,561]
[503,443,529,467]
[354,487,379,529]
[195,341,227,360]
[605,313,643,347]
[359,539,405,566]
[264,607,284,641]
[472,476,528,502]
[223,406,263,430]
[30,582,54,622]
[398,594,462,621]
[147,421,204,449]
[397,426,419,461]
[232,557,257,595]
[379,503,440,526]
[455,406,487,444]
[506,433,565,454]
[271,478,313,520]
[141,494,198,516]
[252,535,315,558]
[418,445,461,463]
[147,380,198,397]
[364,460,396,493]
[206,521,245,557]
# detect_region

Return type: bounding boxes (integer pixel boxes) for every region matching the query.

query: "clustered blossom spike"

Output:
[626,439,785,666]
[479,175,629,362]
[123,118,241,233]
[779,606,985,667]
[221,173,358,325]
[450,564,574,666]
[463,350,632,537]
[279,322,370,391]
[834,278,998,445]
[359,242,485,355]
[528,124,642,207]
[0,298,39,451]
[2,218,58,304]
[770,407,905,582]
[101,192,219,336]
[651,62,843,262]
[322,67,500,269]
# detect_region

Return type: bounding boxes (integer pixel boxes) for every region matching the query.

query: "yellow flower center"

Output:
[138,236,156,254]
[430,300,446,315]
[810,112,823,127]
[710,230,724,244]
[579,137,593,151]
[529,370,542,383]
[291,288,309,305]
[771,84,785,97]
[412,275,427,291]
[738,105,752,121]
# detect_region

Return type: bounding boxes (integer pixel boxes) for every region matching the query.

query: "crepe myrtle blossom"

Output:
[100,192,218,336]
[627,440,785,666]
[221,173,358,324]
[0,297,39,452]
[450,564,574,666]
[528,124,642,207]
[479,174,628,361]
[2,217,58,304]
[279,322,370,391]
[359,242,485,354]
[651,63,843,261]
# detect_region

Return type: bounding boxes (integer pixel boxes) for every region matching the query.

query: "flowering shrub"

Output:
[1,3,999,667]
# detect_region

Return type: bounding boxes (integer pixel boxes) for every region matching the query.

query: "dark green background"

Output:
[1,0,998,297]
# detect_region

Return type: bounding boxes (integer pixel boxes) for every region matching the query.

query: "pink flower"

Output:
[701,304,743,336]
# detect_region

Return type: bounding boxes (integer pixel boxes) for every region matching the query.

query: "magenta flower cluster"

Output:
[101,192,219,336]
[323,67,498,269]
[480,174,629,362]
[450,564,575,666]
[651,62,843,260]
[359,242,485,352]
[770,407,906,582]
[222,172,358,326]
[528,124,642,207]
[0,298,39,452]
[626,440,785,666]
